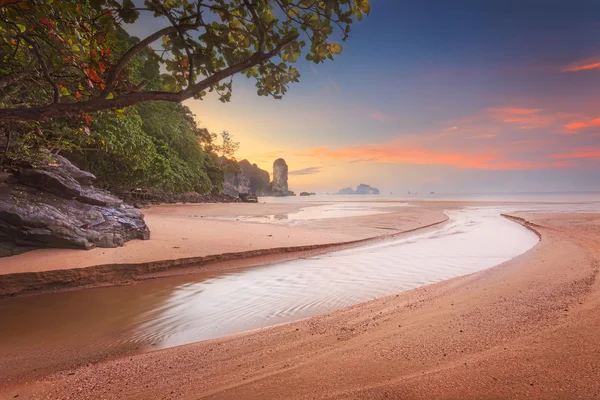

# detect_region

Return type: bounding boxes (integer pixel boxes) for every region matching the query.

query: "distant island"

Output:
[337,184,380,195]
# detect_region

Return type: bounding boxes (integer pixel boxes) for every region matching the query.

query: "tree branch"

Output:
[20,34,59,103]
[99,22,200,98]
[242,0,267,52]
[0,71,29,89]
[0,34,299,122]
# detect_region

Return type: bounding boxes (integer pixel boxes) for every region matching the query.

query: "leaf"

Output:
[359,1,371,14]
[106,93,114,100]
[329,43,343,54]
[60,86,70,96]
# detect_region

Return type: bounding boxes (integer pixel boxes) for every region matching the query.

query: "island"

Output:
[336,184,380,195]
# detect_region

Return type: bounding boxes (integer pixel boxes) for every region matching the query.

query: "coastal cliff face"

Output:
[223,169,250,197]
[223,159,270,196]
[0,154,149,257]
[239,160,271,195]
[222,158,295,197]
[271,158,290,196]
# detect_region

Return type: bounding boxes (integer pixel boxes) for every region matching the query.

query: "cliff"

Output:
[223,159,270,197]
[271,158,292,196]
[239,160,271,195]
[222,158,295,197]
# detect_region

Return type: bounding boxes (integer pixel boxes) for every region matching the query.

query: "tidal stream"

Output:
[0,207,539,378]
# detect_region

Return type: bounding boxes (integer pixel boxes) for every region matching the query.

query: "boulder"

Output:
[0,154,150,257]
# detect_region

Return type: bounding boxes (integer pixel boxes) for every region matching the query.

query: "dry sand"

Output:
[1,206,599,399]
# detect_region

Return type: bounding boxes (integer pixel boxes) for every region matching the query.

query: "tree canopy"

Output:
[0,0,369,121]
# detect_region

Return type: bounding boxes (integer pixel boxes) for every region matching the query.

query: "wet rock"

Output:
[0,154,149,256]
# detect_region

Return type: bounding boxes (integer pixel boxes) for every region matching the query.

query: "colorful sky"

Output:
[145,1,600,194]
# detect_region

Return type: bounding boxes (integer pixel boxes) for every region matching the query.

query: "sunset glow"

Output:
[178,2,600,193]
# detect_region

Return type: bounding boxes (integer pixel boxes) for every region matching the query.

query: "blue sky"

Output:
[132,1,600,193]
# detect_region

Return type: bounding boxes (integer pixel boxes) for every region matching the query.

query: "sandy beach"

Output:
[0,203,599,399]
[0,202,446,297]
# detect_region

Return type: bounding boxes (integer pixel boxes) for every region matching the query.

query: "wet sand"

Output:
[1,211,599,399]
[0,202,447,297]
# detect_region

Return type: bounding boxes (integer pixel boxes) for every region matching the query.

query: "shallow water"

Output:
[212,202,405,224]
[0,206,539,376]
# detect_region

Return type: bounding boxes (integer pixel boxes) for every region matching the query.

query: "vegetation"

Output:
[0,0,368,120]
[0,0,368,196]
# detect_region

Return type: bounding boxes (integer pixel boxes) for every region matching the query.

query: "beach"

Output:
[0,201,446,297]
[0,201,599,399]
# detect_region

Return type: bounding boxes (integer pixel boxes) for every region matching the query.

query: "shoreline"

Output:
[1,211,598,398]
[0,202,448,298]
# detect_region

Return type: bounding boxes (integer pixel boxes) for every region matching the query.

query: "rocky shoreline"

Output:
[0,154,149,257]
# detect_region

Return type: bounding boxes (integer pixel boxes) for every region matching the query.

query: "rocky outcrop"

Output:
[223,169,250,197]
[0,154,150,257]
[239,160,271,195]
[272,158,293,196]
[337,184,380,195]
[221,157,295,197]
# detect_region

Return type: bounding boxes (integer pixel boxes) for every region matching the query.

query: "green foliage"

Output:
[0,0,368,197]
[63,103,220,194]
[0,0,368,120]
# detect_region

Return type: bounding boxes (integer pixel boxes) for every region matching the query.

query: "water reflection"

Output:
[209,202,404,224]
[0,207,538,378]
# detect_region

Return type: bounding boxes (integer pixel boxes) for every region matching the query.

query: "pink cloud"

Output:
[561,57,600,72]
[470,134,497,139]
[550,149,600,159]
[563,118,600,133]
[368,111,397,122]
[485,107,543,115]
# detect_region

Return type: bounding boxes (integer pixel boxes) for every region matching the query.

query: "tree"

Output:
[217,130,239,158]
[0,0,369,122]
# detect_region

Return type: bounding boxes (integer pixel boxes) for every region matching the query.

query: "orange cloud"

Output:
[485,107,542,115]
[369,111,397,122]
[301,146,543,170]
[562,57,600,72]
[550,150,600,159]
[470,134,497,139]
[563,118,600,133]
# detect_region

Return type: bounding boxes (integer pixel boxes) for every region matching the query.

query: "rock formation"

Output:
[223,168,250,197]
[223,159,270,197]
[336,184,380,195]
[221,157,295,197]
[239,160,270,195]
[0,154,150,257]
[271,158,289,195]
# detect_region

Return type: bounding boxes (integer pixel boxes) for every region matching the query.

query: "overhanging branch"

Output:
[0,34,299,122]
[99,23,201,98]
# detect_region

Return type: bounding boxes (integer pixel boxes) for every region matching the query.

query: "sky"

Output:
[137,1,600,194]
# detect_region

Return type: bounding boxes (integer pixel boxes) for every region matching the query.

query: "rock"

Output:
[0,154,150,256]
[272,158,293,196]
[78,186,123,207]
[299,192,311,196]
[336,184,380,195]
[238,160,270,195]
[17,167,81,198]
[55,155,96,186]
[239,193,258,203]
[223,169,250,198]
